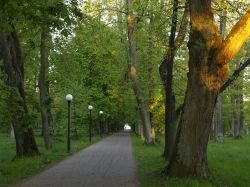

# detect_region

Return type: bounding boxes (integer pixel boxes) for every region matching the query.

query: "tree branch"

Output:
[174,0,189,49]
[216,9,250,65]
[220,58,250,93]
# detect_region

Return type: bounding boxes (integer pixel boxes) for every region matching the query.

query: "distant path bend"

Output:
[15,132,140,187]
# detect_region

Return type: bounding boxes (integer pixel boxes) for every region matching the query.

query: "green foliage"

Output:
[1,0,250,185]
[49,16,139,130]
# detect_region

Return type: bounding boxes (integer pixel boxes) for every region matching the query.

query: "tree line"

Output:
[1,0,250,180]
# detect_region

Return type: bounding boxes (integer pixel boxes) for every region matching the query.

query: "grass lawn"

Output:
[131,134,250,187]
[0,133,102,187]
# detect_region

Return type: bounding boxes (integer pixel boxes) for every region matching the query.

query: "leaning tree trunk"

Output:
[0,28,39,157]
[126,0,152,143]
[166,0,250,178]
[39,31,51,149]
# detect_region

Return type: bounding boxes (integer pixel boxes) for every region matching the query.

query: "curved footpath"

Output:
[14,132,140,187]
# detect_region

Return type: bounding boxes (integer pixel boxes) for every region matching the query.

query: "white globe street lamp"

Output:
[66,94,73,102]
[88,105,93,110]
[88,105,93,142]
[99,111,104,137]
[66,94,73,153]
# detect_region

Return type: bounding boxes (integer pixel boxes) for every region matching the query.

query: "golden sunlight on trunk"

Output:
[217,9,250,65]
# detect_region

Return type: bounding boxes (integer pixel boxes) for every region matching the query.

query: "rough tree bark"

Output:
[126,0,152,143]
[166,1,250,178]
[0,28,39,157]
[159,0,189,160]
[39,31,52,149]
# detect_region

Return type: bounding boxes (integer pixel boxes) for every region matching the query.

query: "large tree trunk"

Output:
[39,31,52,149]
[0,28,39,157]
[166,0,250,178]
[126,0,152,143]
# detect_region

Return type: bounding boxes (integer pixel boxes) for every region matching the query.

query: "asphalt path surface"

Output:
[14,132,139,187]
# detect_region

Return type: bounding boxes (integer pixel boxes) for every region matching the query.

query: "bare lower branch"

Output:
[220,58,250,93]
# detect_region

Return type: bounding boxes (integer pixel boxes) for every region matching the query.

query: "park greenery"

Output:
[0,0,250,186]
[132,134,250,187]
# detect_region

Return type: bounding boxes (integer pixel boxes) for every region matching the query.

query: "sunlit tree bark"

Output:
[166,0,250,178]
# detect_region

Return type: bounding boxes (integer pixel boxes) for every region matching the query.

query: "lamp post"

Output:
[88,105,93,143]
[73,100,77,139]
[66,94,73,153]
[99,111,103,137]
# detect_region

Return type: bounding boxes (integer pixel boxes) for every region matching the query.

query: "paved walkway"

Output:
[15,132,140,187]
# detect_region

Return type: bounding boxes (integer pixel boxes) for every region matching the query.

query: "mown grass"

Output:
[131,134,250,187]
[0,133,102,187]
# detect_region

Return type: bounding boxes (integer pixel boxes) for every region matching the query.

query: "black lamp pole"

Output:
[99,114,102,137]
[66,94,73,153]
[89,109,92,143]
[99,111,103,137]
[67,100,71,153]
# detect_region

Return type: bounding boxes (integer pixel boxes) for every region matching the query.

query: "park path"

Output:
[15,132,140,187]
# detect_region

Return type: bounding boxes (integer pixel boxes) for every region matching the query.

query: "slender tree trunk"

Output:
[230,62,244,139]
[239,90,244,136]
[126,0,152,143]
[233,75,244,138]
[214,11,227,142]
[159,0,178,160]
[230,94,235,136]
[39,31,51,149]
[237,69,244,137]
[148,14,156,144]
[0,28,39,157]
[214,95,223,142]
[159,0,189,160]
[10,123,15,138]
[233,94,240,137]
